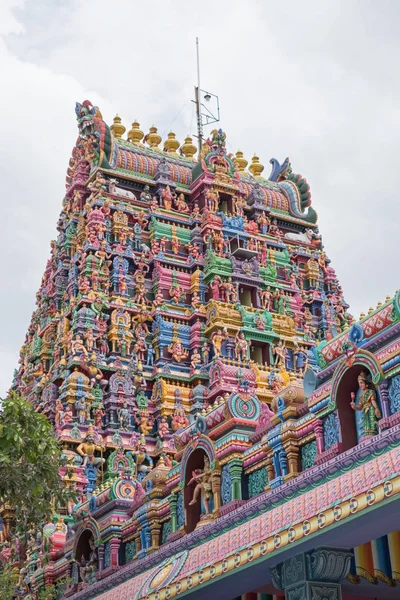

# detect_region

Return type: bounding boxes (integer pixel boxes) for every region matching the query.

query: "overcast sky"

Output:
[1,0,399,397]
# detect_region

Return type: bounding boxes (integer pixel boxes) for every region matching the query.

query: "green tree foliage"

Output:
[0,564,16,600]
[0,392,74,538]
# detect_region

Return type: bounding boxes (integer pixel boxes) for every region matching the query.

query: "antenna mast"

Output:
[195,37,203,154]
[193,38,220,159]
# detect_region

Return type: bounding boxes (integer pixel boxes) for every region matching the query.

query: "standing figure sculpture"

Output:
[188,455,213,515]
[350,371,382,437]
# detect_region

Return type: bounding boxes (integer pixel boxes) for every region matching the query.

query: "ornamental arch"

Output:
[331,350,383,451]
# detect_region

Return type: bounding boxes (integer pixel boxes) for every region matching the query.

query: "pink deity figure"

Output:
[273,340,287,368]
[63,406,74,426]
[258,242,268,265]
[169,284,184,304]
[160,236,167,253]
[150,195,159,212]
[210,275,222,300]
[168,339,188,362]
[151,238,160,255]
[79,276,90,295]
[211,329,227,358]
[205,188,219,212]
[90,268,100,292]
[257,212,270,234]
[72,190,81,213]
[187,242,200,261]
[192,202,200,218]
[171,406,189,432]
[55,398,64,429]
[119,228,128,246]
[158,417,170,439]
[171,236,180,255]
[223,277,237,303]
[153,289,164,307]
[234,196,246,217]
[71,335,88,359]
[118,267,127,295]
[191,292,201,310]
[84,328,95,352]
[235,331,249,362]
[175,192,189,213]
[187,456,212,515]
[260,286,272,310]
[203,229,213,251]
[211,231,223,256]
[190,348,202,371]
[93,404,105,428]
[202,342,210,364]
[101,198,111,217]
[247,237,257,252]
[161,185,173,210]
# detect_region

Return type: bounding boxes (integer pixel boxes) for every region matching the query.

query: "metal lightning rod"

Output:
[195,37,203,155]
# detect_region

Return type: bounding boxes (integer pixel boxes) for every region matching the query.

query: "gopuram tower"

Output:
[11,101,400,600]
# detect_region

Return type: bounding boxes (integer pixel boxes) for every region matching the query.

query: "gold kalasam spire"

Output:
[110,114,126,139]
[180,135,197,159]
[249,153,264,177]
[234,150,248,172]
[163,131,180,155]
[144,125,162,149]
[127,120,144,144]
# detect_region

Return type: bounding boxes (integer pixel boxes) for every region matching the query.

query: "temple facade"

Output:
[5,100,400,600]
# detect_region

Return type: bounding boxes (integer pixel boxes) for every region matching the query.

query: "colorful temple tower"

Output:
[6,100,400,600]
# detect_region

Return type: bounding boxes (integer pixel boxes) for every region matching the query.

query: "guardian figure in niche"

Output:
[350,370,382,437]
[188,455,212,515]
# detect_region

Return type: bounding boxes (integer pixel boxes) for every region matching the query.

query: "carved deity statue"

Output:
[350,371,382,437]
[188,455,213,515]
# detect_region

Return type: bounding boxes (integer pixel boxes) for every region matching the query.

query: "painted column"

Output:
[314,418,324,454]
[97,544,105,571]
[212,471,222,513]
[270,546,353,600]
[265,458,275,485]
[150,522,161,551]
[379,379,390,418]
[169,494,178,533]
[229,458,243,501]
[387,531,400,583]
[109,537,120,567]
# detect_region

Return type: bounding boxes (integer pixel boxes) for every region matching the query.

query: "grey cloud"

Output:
[0,0,399,395]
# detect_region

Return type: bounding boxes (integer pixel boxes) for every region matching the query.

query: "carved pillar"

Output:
[270,546,353,600]
[150,522,161,551]
[284,441,299,478]
[134,533,141,555]
[109,537,120,567]
[314,419,324,454]
[169,494,178,533]
[212,470,221,514]
[379,379,390,418]
[265,458,275,486]
[229,458,243,501]
[97,544,105,572]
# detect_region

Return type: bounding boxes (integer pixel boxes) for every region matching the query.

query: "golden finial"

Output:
[180,135,197,159]
[110,114,126,139]
[249,153,264,177]
[127,120,144,144]
[368,306,374,314]
[144,125,162,149]
[234,150,248,172]
[360,312,365,319]
[386,295,391,302]
[163,131,180,155]
[376,300,382,308]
